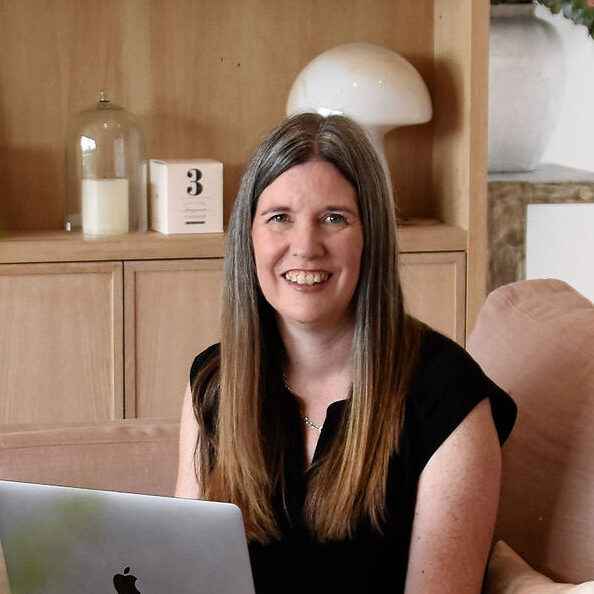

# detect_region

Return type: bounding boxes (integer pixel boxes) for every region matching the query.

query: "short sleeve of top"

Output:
[403,329,517,474]
[189,343,219,387]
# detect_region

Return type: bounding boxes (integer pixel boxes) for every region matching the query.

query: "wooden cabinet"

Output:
[400,252,466,345]
[0,262,123,423]
[124,259,223,419]
[0,231,466,423]
[0,234,224,424]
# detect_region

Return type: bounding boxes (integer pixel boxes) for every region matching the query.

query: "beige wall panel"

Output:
[124,259,223,419]
[400,252,466,345]
[0,262,123,424]
[0,0,435,230]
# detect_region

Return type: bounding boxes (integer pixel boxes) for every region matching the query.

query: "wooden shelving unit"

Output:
[0,0,490,424]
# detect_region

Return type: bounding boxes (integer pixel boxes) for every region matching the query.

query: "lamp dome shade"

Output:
[286,42,432,130]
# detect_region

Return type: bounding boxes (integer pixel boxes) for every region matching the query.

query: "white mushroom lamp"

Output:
[286,42,432,202]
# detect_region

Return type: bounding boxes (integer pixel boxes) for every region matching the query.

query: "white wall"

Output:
[526,203,594,301]
[536,5,594,172]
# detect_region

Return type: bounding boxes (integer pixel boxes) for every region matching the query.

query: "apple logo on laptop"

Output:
[113,566,141,594]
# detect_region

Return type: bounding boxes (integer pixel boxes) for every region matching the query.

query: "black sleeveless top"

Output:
[190,329,517,594]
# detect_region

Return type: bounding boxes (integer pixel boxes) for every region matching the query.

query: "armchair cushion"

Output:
[467,279,594,584]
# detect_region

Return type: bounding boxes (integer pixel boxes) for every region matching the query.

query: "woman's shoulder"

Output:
[414,327,484,383]
[418,326,467,359]
[408,327,517,447]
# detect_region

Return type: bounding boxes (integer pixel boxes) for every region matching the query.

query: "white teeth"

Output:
[284,271,329,286]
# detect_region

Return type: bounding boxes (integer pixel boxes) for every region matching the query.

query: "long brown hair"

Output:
[192,113,423,542]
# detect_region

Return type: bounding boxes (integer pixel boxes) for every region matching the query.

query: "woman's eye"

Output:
[324,213,346,224]
[268,213,288,223]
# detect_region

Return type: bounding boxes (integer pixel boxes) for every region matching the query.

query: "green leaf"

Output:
[490,0,594,40]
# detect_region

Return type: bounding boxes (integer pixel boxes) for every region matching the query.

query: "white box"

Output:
[148,158,223,234]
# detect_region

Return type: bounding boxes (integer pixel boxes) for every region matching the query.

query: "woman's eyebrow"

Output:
[256,205,291,215]
[324,204,356,211]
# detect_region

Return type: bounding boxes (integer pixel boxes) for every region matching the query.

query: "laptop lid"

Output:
[0,480,256,594]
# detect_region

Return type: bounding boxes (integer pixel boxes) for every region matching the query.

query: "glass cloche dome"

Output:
[65,90,146,235]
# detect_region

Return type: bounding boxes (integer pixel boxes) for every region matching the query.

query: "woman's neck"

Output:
[279,317,355,413]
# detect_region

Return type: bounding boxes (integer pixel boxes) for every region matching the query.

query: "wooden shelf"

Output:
[0,231,226,264]
[397,221,466,253]
[0,222,466,265]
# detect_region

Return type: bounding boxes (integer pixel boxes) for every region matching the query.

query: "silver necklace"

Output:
[301,415,323,433]
[283,378,324,433]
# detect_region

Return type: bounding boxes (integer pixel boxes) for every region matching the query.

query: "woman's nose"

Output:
[290,221,324,259]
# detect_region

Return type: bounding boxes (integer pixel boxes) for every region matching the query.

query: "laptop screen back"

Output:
[0,480,255,594]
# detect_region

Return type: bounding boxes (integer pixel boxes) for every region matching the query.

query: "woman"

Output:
[176,113,517,593]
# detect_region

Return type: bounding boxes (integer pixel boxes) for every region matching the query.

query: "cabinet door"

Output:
[124,259,223,419]
[400,252,466,345]
[0,262,123,424]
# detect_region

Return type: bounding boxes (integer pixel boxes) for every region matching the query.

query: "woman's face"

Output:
[251,160,364,333]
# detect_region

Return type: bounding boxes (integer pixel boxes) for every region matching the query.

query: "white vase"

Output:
[488,4,565,172]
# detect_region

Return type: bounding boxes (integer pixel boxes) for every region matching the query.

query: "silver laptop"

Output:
[0,480,256,594]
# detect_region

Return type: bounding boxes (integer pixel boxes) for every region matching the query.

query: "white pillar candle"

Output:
[82,178,129,235]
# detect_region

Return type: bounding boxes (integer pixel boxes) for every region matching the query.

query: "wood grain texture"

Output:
[400,251,466,344]
[0,230,227,263]
[124,258,223,418]
[432,0,490,335]
[0,261,123,423]
[466,0,490,334]
[0,0,437,231]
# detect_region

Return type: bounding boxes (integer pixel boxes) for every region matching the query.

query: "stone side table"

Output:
[487,164,594,293]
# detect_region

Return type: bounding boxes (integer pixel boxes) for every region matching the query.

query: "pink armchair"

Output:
[467,279,594,593]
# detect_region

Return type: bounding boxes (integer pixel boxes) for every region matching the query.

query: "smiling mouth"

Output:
[284,271,330,286]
